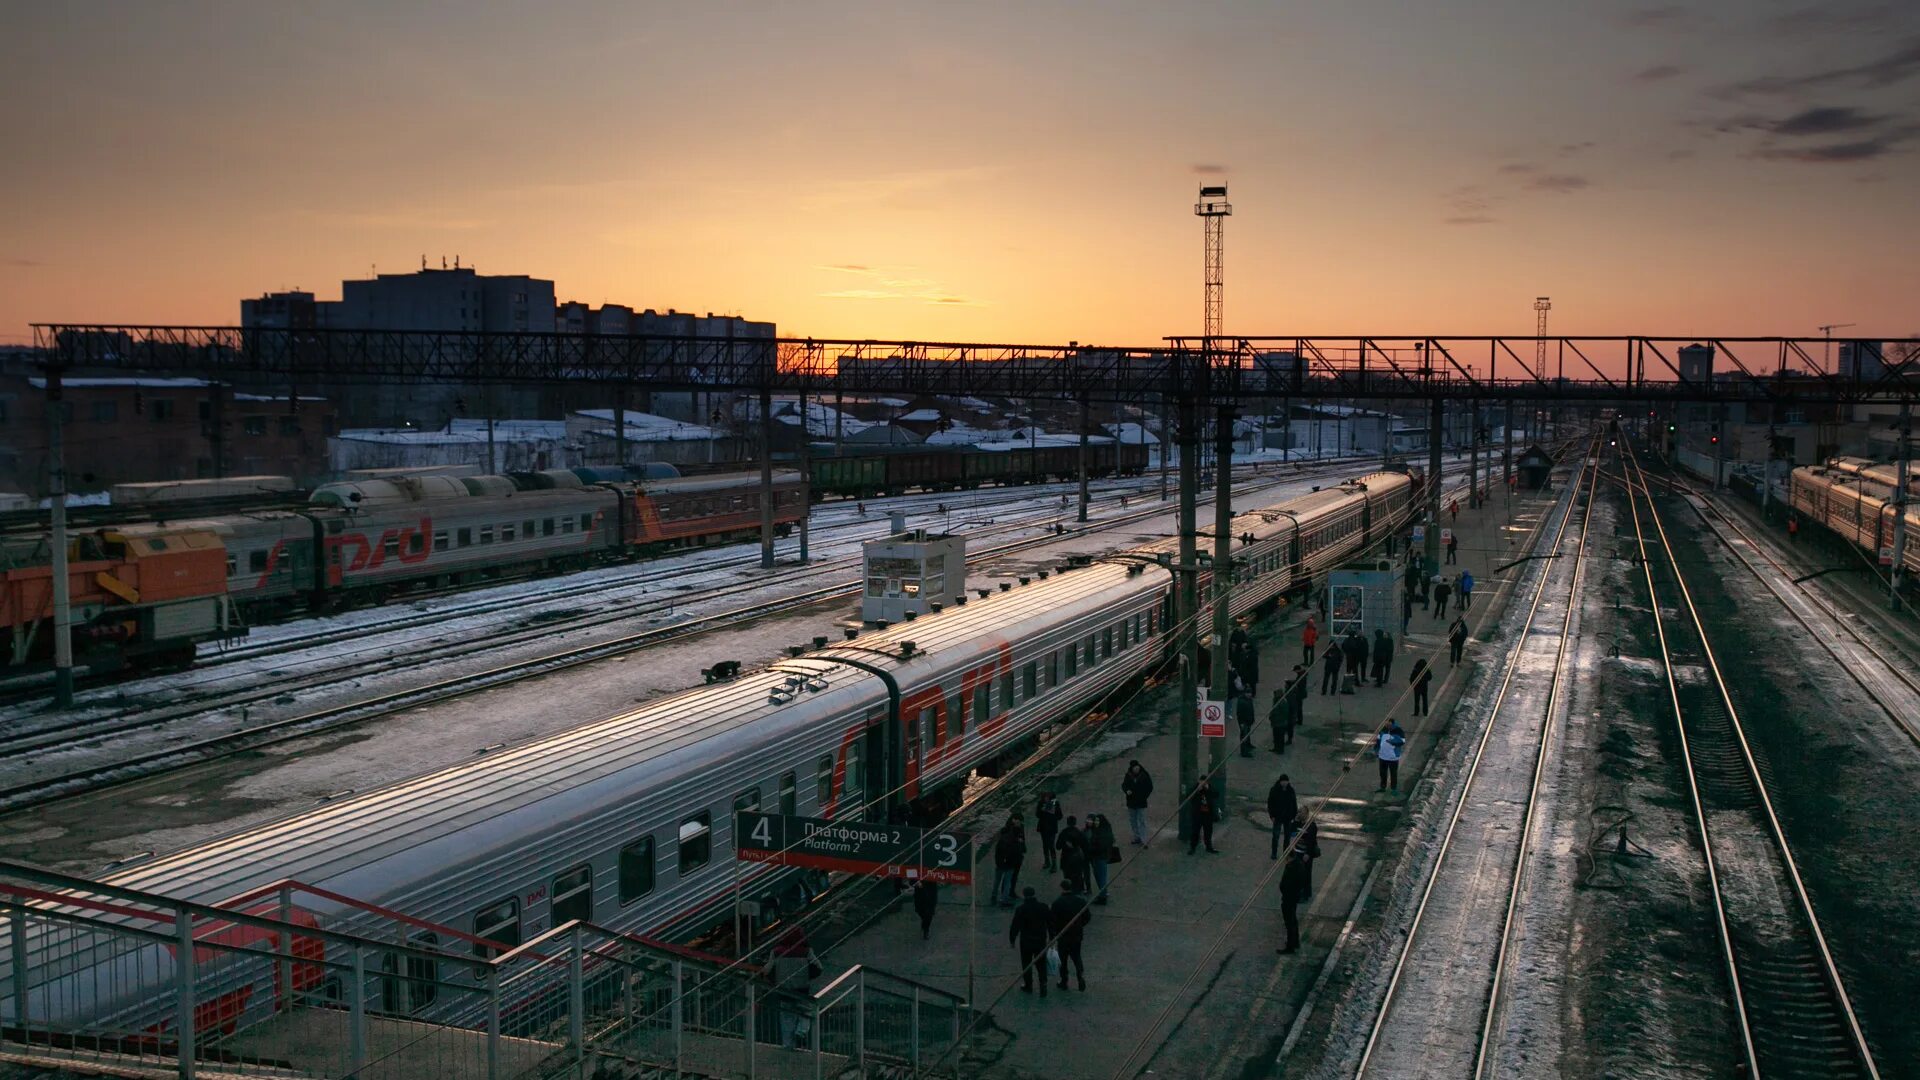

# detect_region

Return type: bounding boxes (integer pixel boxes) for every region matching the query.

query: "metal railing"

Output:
[2,859,970,1079]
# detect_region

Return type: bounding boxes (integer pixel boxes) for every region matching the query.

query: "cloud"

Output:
[818,264,872,274]
[1528,174,1592,193]
[820,289,903,300]
[1190,164,1229,175]
[1765,5,1899,38]
[816,264,981,306]
[1635,64,1685,81]
[1724,39,1920,96]
[4,258,42,268]
[1497,162,1536,174]
[316,210,490,231]
[1558,141,1598,155]
[1445,216,1497,226]
[1767,105,1890,135]
[1624,6,1694,29]
[1751,133,1912,161]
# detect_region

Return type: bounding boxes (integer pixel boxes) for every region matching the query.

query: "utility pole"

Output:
[1077,399,1090,523]
[797,384,811,563]
[1467,398,1479,507]
[46,370,74,708]
[1426,398,1443,575]
[1534,297,1552,442]
[1503,400,1514,485]
[1176,395,1201,846]
[759,378,776,569]
[1892,399,1911,611]
[614,386,628,468]
[1209,401,1234,809]
[1160,394,1172,501]
[207,380,226,479]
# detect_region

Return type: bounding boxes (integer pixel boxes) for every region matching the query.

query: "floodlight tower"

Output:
[1196,184,1233,355]
[1534,296,1551,438]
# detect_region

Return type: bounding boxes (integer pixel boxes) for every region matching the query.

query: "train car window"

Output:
[524,519,535,538]
[408,532,425,555]
[501,525,516,543]
[1103,628,1114,658]
[226,554,237,576]
[544,518,556,536]
[480,526,494,545]
[1064,644,1078,678]
[551,864,593,926]
[384,536,400,559]
[907,711,924,754]
[845,741,865,799]
[779,772,798,816]
[734,788,760,814]
[248,550,268,573]
[678,812,712,875]
[457,527,472,548]
[580,513,593,532]
[817,754,835,807]
[618,837,656,904]
[472,898,520,957]
[924,704,944,746]
[1000,670,1014,711]
[1047,652,1060,688]
[434,531,448,552]
[561,517,575,534]
[973,682,989,727]
[1022,661,1037,701]
[381,932,439,1013]
[948,691,966,738]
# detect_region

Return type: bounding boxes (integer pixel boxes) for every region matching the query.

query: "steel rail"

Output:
[1620,443,1879,1080]
[1666,475,1920,742]
[1353,434,1600,1078]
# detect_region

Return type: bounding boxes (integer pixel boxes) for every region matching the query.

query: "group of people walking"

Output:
[1314,619,1398,696]
[1001,791,1124,995]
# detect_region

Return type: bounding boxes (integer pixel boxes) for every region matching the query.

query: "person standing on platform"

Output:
[1236,637,1260,699]
[913,879,940,940]
[1301,616,1319,665]
[1060,831,1089,896]
[1446,531,1459,565]
[1342,630,1367,687]
[1449,497,1460,524]
[1449,616,1469,665]
[1376,720,1407,793]
[1287,664,1309,740]
[1236,691,1257,758]
[1268,774,1298,860]
[993,817,1027,907]
[1122,761,1154,846]
[1409,657,1432,717]
[1371,629,1394,686]
[1788,516,1800,542]
[1086,813,1117,905]
[1034,792,1063,872]
[1402,589,1414,634]
[1294,810,1322,901]
[1188,784,1220,854]
[1277,851,1310,954]
[1048,880,1091,991]
[1458,569,1474,612]
[1009,887,1052,997]
[1433,576,1452,619]
[1321,644,1343,695]
[1268,688,1289,752]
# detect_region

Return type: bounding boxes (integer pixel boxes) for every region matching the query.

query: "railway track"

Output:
[1656,466,1920,746]
[0,466,1331,815]
[1354,437,1600,1079]
[1620,444,1881,1080]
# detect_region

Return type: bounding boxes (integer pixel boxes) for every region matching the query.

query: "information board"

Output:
[1198,690,1227,739]
[734,811,973,884]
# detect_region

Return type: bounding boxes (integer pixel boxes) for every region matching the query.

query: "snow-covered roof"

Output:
[897,408,943,422]
[1103,421,1161,446]
[335,424,574,447]
[27,377,208,389]
[449,418,568,440]
[573,409,717,442]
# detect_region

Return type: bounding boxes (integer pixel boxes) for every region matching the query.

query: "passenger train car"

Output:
[15,469,1420,1039]
[0,469,806,674]
[1789,457,1920,578]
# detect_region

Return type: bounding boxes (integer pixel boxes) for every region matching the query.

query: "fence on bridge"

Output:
[1,860,968,1079]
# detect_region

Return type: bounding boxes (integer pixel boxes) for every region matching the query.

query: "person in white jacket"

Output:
[1376,720,1407,793]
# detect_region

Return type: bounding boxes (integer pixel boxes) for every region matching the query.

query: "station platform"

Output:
[809,474,1567,1078]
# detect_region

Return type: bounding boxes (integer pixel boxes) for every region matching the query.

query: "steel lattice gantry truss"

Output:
[29,325,1920,406]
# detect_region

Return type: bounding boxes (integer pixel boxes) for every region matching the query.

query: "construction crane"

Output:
[1818,322,1857,374]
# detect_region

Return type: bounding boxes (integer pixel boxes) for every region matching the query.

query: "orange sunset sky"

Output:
[3,1,1917,350]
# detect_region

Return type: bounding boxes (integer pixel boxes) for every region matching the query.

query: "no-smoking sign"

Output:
[1198,693,1227,739]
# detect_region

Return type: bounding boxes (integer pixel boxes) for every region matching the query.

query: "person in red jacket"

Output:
[1301,616,1318,665]
[1788,516,1800,542]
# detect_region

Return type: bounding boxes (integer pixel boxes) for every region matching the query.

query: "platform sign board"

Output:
[1881,546,1895,567]
[1198,690,1227,739]
[1440,528,1454,546]
[1329,567,1397,641]
[734,811,973,885]
[1411,525,1426,545]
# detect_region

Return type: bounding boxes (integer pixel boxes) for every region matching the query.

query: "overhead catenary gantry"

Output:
[29,325,1920,408]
